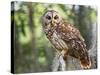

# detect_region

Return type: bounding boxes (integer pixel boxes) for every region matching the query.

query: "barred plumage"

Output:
[42,10,91,69]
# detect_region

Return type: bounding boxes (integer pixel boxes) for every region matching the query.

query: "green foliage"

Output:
[12,2,97,73]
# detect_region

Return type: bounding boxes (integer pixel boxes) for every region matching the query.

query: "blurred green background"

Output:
[11,1,97,73]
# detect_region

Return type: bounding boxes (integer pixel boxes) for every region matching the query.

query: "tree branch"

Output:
[51,53,66,71]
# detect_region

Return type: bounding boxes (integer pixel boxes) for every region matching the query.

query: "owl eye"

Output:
[46,16,51,20]
[54,15,59,19]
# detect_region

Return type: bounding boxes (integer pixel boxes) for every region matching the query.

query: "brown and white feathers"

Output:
[42,10,91,69]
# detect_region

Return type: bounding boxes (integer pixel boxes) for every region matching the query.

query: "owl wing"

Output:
[56,22,91,69]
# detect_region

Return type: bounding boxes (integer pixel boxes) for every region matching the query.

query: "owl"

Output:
[42,10,91,69]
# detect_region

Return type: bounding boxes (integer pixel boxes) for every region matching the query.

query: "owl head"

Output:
[42,10,62,27]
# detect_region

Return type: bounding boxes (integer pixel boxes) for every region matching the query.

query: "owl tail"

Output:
[80,53,91,69]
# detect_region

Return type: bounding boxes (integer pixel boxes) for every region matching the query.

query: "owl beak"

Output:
[51,20,54,26]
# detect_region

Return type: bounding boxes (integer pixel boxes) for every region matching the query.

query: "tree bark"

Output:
[51,53,66,71]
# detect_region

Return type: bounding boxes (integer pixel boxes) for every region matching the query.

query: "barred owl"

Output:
[42,10,91,69]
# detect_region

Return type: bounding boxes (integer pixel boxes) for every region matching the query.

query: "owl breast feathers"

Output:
[42,10,91,69]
